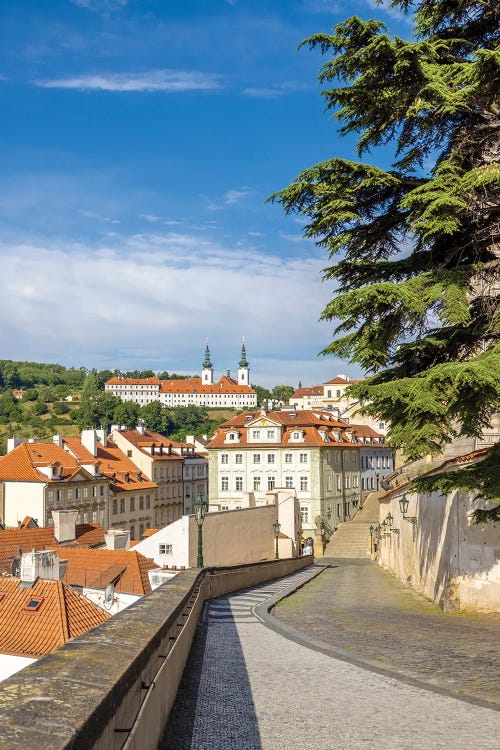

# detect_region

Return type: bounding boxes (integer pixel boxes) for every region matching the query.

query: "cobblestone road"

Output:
[161,566,500,750]
[275,558,500,705]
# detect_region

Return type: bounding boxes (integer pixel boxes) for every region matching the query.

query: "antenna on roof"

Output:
[104,582,115,609]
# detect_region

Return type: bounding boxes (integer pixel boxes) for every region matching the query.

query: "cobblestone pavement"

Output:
[275,558,500,705]
[161,566,500,750]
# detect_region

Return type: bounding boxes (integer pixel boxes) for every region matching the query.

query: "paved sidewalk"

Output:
[275,559,500,705]
[161,567,500,750]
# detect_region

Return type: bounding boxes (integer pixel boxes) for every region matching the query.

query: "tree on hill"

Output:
[252,385,272,406]
[272,385,295,404]
[271,1,499,512]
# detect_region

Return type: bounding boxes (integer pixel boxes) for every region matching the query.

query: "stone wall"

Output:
[0,555,313,750]
[378,488,500,612]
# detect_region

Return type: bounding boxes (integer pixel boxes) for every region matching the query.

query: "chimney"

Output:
[95,428,107,448]
[105,529,130,550]
[7,436,25,453]
[52,509,78,543]
[81,429,98,457]
[227,369,231,378]
[20,550,60,586]
[52,434,63,448]
[137,423,145,436]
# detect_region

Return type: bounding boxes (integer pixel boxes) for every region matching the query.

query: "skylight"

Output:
[24,597,44,612]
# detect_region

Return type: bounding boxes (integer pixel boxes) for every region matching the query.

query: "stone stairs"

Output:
[323,494,379,559]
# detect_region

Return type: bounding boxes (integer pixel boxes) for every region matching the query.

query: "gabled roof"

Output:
[95,440,157,492]
[57,547,159,595]
[291,385,324,398]
[0,578,109,658]
[114,429,184,462]
[159,375,255,395]
[206,410,360,449]
[0,442,100,483]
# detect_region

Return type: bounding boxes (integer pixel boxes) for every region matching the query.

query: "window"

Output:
[130,525,135,540]
[235,476,243,491]
[267,454,275,464]
[336,389,341,397]
[378,422,385,430]
[362,478,366,490]
[75,488,80,499]
[285,453,292,463]
[235,454,243,464]
[112,499,117,514]
[120,498,125,513]
[83,487,89,498]
[252,430,260,439]
[327,389,332,398]
[221,454,229,464]
[337,476,341,491]
[67,489,73,500]
[56,489,63,502]
[127,450,132,457]
[253,453,261,464]
[24,597,45,612]
[139,497,144,510]
[130,497,135,512]
[159,544,173,555]
[93,486,97,497]
[285,476,293,489]
[267,430,274,439]
[376,457,380,469]
[292,431,300,440]
[100,486,104,497]
[300,505,309,524]
[361,456,364,469]
[139,523,144,537]
[146,495,150,509]
[229,433,235,441]
[299,453,307,464]
[221,477,229,491]
[268,476,276,490]
[300,476,308,491]
[253,476,261,491]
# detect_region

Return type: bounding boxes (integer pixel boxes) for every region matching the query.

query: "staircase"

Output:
[323,494,379,559]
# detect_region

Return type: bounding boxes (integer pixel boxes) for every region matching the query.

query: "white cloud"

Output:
[32,69,223,93]
[0,231,345,386]
[138,213,161,223]
[223,188,252,205]
[280,232,312,244]
[70,0,130,11]
[242,87,286,99]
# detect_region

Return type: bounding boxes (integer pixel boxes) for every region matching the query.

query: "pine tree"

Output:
[271,2,499,494]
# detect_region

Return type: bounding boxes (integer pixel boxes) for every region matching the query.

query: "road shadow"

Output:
[160,601,262,750]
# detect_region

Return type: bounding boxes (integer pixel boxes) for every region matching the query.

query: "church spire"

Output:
[239,338,249,368]
[203,342,212,369]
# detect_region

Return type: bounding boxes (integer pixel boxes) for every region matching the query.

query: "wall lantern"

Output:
[399,495,417,525]
[273,519,281,560]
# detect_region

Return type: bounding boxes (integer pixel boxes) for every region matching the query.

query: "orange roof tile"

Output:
[0,442,99,483]
[106,376,160,386]
[116,430,184,462]
[206,410,359,449]
[96,440,158,492]
[56,547,158,595]
[159,375,255,395]
[0,577,109,658]
[0,524,106,574]
[291,385,324,398]
[141,528,159,538]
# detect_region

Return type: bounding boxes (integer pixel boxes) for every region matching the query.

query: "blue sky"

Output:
[0,0,409,388]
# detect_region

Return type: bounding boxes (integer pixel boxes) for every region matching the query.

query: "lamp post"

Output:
[273,519,281,560]
[369,524,374,554]
[194,491,208,568]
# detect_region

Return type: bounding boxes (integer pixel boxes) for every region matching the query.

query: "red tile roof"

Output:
[56,547,158,595]
[116,429,185,462]
[291,385,324,398]
[106,376,160,386]
[0,524,106,574]
[0,577,109,658]
[159,375,255,395]
[0,442,99,483]
[95,440,157,492]
[206,410,361,449]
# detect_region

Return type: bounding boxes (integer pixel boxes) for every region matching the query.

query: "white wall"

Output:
[378,488,500,612]
[3,482,45,527]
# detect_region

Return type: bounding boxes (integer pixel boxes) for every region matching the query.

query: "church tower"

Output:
[237,339,250,386]
[201,343,214,385]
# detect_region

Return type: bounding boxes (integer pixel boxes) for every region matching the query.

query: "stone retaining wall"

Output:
[0,555,313,750]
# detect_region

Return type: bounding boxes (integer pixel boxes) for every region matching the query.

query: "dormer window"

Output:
[292,432,300,440]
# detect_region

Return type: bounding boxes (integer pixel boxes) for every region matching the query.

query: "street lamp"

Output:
[273,519,281,560]
[369,524,374,554]
[194,491,208,568]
